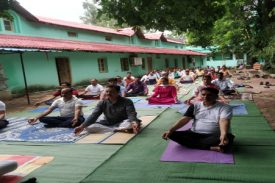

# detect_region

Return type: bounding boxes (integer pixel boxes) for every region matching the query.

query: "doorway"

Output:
[55,57,72,84]
[147,57,153,71]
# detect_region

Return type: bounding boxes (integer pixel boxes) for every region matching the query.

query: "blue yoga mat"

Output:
[134,103,170,109]
[81,100,95,104]
[30,107,59,113]
[129,98,143,103]
[0,117,84,143]
[230,103,248,115]
[177,103,248,116]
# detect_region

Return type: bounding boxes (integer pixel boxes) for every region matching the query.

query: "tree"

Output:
[80,0,125,28]
[0,0,13,20]
[99,0,275,67]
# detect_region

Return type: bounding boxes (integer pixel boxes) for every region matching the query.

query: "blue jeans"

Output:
[39,116,85,128]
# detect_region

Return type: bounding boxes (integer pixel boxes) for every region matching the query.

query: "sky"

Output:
[16,0,86,23]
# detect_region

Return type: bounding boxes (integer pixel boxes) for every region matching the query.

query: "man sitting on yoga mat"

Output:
[163,87,234,152]
[212,72,236,96]
[126,76,148,97]
[74,84,141,135]
[185,75,226,105]
[78,79,104,99]
[34,82,78,106]
[28,88,85,128]
[0,100,9,129]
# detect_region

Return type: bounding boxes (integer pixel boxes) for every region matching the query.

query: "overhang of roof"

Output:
[117,27,145,39]
[11,1,38,22]
[10,1,183,44]
[0,34,206,56]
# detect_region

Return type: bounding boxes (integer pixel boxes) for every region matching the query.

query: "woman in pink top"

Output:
[148,77,178,105]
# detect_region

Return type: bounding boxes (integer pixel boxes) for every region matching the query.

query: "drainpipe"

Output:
[19,52,30,104]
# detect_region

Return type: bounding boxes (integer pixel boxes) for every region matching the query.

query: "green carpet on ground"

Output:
[81,102,275,183]
[0,143,121,183]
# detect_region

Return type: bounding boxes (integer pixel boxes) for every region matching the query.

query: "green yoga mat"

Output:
[81,103,275,183]
[0,143,121,183]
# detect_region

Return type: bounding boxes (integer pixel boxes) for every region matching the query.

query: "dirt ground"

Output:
[2,69,275,130]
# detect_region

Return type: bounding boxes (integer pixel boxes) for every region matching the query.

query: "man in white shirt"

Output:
[0,100,9,129]
[79,79,104,99]
[163,87,234,152]
[212,72,236,95]
[28,88,84,128]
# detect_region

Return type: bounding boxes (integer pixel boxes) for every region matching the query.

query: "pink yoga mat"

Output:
[160,122,234,164]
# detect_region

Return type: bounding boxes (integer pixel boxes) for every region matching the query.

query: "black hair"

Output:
[108,78,117,82]
[106,84,120,93]
[201,87,219,96]
[203,75,212,80]
[60,82,71,87]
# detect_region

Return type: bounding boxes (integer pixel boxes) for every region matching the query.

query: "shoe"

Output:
[260,81,264,85]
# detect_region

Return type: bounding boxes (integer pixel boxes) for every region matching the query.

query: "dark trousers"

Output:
[180,80,193,84]
[0,119,9,129]
[148,79,157,85]
[126,92,146,97]
[222,89,236,95]
[169,130,234,151]
[78,95,100,99]
[40,116,85,128]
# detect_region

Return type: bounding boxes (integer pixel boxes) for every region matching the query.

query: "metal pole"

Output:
[19,52,30,104]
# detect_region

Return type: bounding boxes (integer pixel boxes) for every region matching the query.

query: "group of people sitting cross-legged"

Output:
[28,85,141,134]
[24,66,237,153]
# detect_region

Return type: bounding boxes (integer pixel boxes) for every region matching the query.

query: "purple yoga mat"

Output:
[160,122,234,164]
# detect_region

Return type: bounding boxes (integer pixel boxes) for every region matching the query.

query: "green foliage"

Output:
[0,0,13,20]
[99,0,275,64]
[81,0,126,28]
[99,0,224,31]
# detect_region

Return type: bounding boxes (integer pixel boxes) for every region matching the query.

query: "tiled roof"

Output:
[12,1,185,44]
[166,38,184,44]
[37,16,128,36]
[116,27,136,36]
[0,34,206,56]
[144,32,164,40]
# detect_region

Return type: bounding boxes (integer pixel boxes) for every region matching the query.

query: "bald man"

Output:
[28,88,84,128]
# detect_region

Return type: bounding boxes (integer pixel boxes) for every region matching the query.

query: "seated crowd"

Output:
[1,65,237,155]
[0,65,241,180]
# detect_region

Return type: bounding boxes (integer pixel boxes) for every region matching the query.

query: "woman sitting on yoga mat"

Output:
[147,77,178,105]
[163,87,234,153]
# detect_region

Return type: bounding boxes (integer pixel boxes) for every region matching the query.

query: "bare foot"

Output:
[210,146,224,153]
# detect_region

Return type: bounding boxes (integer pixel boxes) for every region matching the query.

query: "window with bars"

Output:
[98,58,108,73]
[120,58,129,71]
[3,19,14,31]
